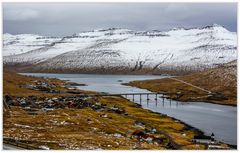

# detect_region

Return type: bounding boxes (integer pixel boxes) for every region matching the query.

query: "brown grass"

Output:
[3,70,94,98]
[127,63,237,106]
[3,70,205,149]
[3,97,204,150]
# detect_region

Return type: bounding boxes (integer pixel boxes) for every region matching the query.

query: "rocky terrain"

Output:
[3,24,237,74]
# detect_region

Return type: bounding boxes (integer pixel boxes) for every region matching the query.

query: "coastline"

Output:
[125,76,237,107]
[125,82,237,107]
[3,71,234,149]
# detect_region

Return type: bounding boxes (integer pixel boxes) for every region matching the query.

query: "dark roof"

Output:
[194,135,212,139]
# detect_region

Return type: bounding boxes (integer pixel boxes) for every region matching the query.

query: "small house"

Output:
[192,133,215,144]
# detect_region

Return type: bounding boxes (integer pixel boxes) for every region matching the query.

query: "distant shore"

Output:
[125,63,237,106]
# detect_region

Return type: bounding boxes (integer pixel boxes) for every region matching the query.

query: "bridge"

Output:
[80,92,175,105]
[87,92,167,97]
[82,91,173,96]
[3,92,179,113]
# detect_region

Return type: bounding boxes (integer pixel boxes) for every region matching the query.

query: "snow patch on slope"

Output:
[3,25,237,73]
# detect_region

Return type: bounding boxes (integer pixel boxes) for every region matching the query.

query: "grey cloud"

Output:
[3,3,237,36]
[4,9,39,21]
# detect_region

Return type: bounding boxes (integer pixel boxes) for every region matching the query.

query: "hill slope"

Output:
[3,24,237,74]
[127,60,237,105]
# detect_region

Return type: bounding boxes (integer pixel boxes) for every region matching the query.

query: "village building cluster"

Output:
[3,79,232,150]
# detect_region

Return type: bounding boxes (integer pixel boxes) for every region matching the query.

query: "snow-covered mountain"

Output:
[3,24,237,74]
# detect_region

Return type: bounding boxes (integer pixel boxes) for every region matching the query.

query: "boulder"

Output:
[100,114,108,118]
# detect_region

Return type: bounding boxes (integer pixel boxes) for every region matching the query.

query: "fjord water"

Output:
[22,73,237,145]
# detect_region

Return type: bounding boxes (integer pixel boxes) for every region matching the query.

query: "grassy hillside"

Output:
[127,61,237,106]
[3,71,209,150]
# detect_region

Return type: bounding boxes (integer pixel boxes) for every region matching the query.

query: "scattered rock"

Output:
[151,128,157,134]
[113,133,123,138]
[145,137,153,144]
[39,145,50,150]
[100,114,108,118]
[14,124,31,128]
[132,130,145,138]
[92,127,98,131]
[109,105,125,114]
[153,137,165,145]
[134,121,145,129]
[52,97,58,101]
[91,103,104,111]
[48,100,53,103]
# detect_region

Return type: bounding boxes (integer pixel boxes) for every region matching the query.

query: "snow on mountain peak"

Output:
[169,24,230,33]
[205,23,225,29]
[212,23,223,27]
[3,24,237,74]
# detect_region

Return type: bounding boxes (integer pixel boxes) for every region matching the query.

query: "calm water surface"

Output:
[21,73,237,145]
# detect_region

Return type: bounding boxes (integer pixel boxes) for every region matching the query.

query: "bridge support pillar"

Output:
[162,97,165,107]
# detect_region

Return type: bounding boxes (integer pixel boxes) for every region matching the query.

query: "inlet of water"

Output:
[21,73,237,145]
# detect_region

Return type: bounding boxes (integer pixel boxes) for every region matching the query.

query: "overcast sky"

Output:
[3,3,237,36]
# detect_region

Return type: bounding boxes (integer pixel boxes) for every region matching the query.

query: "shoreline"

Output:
[19,72,236,107]
[139,105,236,147]
[22,72,236,146]
[21,72,237,107]
[119,94,236,147]
[3,71,235,149]
[22,72,236,108]
[125,75,237,106]
[125,83,237,107]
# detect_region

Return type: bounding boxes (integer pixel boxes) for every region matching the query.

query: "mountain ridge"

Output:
[3,24,237,75]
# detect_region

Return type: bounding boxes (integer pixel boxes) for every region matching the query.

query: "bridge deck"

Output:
[72,92,173,100]
[93,92,157,96]
[81,92,170,97]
